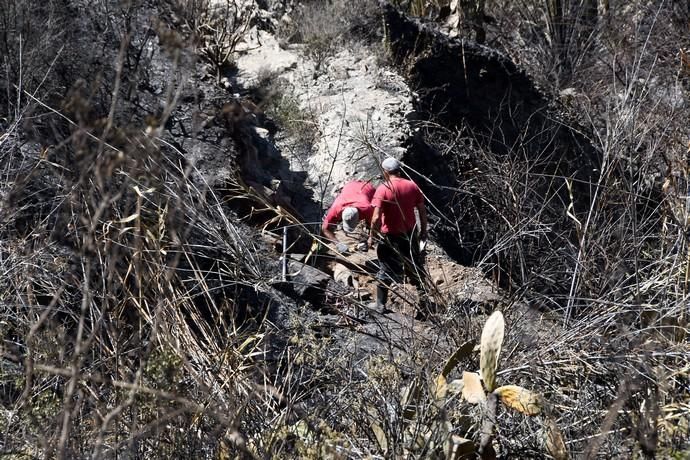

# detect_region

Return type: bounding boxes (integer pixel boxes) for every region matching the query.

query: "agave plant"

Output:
[434,311,568,459]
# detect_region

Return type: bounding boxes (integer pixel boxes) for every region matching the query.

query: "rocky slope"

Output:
[0,0,688,458]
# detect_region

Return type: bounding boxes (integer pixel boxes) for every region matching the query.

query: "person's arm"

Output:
[322,223,338,244]
[369,186,384,247]
[368,206,381,248]
[417,201,428,241]
[322,218,350,253]
[321,206,340,243]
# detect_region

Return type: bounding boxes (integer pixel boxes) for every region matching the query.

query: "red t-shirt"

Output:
[372,177,423,235]
[323,181,375,229]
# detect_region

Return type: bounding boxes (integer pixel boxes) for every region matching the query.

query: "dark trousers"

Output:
[375,231,426,305]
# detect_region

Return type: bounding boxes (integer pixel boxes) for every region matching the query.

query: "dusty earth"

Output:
[329,227,500,313]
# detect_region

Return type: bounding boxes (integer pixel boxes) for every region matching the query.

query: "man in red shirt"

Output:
[368,157,428,312]
[321,180,375,253]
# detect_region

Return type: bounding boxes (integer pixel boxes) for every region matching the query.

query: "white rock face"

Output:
[236,29,299,82]
[236,28,414,207]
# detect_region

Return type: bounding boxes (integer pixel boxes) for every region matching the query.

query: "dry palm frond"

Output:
[480,311,504,392]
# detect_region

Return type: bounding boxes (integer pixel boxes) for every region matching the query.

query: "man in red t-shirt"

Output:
[321,180,375,253]
[368,157,428,313]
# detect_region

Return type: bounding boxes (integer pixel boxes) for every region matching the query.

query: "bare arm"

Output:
[321,221,339,244]
[417,201,428,241]
[368,206,381,247]
[321,204,341,244]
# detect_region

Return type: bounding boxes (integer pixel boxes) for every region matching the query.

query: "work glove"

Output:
[336,242,350,254]
[356,241,369,252]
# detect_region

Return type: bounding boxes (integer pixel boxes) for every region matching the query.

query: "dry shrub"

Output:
[0,0,106,119]
[276,0,382,71]
[169,0,255,81]
[385,2,689,456]
[256,72,318,147]
[0,1,688,459]
[0,94,282,457]
[0,1,280,458]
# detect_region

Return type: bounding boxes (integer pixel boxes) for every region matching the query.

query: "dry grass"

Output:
[0,1,688,459]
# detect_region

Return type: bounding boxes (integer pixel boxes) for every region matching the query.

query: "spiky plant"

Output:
[434,311,568,459]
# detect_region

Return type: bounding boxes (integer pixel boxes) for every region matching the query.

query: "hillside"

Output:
[0,0,688,458]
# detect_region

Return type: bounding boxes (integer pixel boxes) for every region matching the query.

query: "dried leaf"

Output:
[441,339,476,378]
[445,435,475,459]
[494,385,543,416]
[462,371,486,404]
[544,417,568,460]
[433,373,448,400]
[371,422,388,453]
[401,379,421,421]
[480,311,505,392]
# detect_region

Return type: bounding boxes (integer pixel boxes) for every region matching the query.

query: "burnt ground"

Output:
[0,0,687,458]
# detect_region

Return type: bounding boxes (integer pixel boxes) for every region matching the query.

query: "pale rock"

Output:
[235,29,413,208]
[254,127,270,139]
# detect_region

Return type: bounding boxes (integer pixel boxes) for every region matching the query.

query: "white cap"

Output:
[341,207,359,233]
[381,157,401,172]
